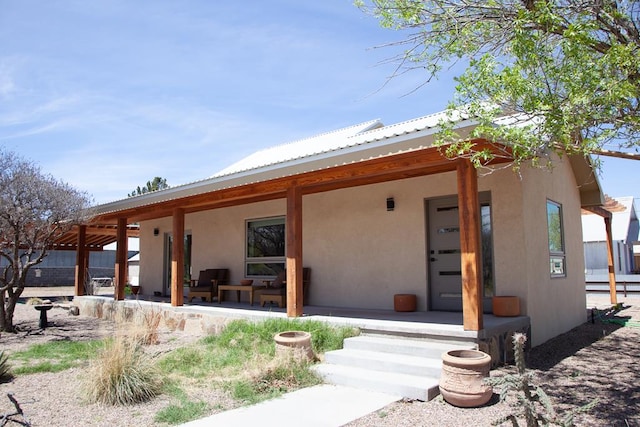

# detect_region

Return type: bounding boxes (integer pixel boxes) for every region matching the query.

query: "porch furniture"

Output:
[259,268,311,308]
[217,283,266,305]
[187,268,229,302]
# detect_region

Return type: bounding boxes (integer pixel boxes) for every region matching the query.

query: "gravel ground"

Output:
[1,289,639,426]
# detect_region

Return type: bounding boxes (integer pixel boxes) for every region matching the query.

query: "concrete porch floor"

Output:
[66,287,530,345]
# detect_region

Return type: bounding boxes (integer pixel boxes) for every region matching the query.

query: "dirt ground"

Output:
[1,288,639,426]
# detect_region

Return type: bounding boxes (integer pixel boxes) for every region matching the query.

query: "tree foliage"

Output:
[0,150,92,332]
[128,177,169,197]
[357,0,640,169]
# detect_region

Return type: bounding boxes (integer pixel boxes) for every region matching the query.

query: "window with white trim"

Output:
[246,217,285,277]
[546,200,566,277]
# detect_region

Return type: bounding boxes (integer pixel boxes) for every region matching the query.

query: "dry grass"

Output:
[84,335,163,406]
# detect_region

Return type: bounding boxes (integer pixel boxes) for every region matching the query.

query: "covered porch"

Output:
[73,293,531,363]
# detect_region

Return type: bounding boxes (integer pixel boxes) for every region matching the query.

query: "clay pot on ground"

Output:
[130,285,141,295]
[439,349,493,407]
[274,331,314,361]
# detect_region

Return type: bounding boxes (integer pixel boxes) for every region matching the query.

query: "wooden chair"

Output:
[187,268,229,302]
[259,268,311,308]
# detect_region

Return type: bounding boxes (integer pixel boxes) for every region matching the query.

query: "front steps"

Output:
[312,334,475,401]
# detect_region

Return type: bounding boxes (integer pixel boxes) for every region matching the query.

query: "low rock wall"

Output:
[73,296,232,335]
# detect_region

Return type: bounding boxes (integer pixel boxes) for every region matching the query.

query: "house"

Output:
[76,111,607,348]
[582,196,639,275]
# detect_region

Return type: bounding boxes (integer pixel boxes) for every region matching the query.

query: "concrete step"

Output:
[314,334,476,401]
[344,335,474,358]
[311,363,439,402]
[324,349,442,378]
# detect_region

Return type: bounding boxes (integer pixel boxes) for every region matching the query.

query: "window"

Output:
[546,200,565,277]
[481,203,494,297]
[246,217,285,276]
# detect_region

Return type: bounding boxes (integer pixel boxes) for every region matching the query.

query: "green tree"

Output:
[128,177,169,197]
[0,150,92,332]
[357,0,640,169]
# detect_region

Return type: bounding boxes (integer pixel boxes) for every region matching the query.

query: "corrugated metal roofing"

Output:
[95,110,469,215]
[211,111,460,178]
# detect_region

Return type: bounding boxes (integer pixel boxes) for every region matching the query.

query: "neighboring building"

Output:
[83,111,605,347]
[0,250,118,287]
[582,196,639,275]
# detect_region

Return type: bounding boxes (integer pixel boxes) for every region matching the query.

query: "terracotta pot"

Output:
[274,331,313,360]
[130,286,140,295]
[492,296,520,317]
[393,294,417,312]
[439,349,492,407]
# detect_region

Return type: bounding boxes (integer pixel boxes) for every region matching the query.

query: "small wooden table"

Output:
[218,285,266,305]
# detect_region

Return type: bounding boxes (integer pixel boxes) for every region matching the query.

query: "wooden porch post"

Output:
[115,218,128,301]
[604,216,618,305]
[171,208,185,307]
[286,185,303,317]
[74,225,87,296]
[457,160,483,331]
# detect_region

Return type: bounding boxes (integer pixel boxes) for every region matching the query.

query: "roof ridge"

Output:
[257,119,382,151]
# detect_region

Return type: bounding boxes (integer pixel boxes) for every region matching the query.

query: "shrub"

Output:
[85,336,162,405]
[0,351,12,382]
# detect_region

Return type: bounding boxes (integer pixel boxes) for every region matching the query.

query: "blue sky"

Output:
[0,0,637,205]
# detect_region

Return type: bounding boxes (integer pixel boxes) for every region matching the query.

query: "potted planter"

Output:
[130,285,141,295]
[492,296,520,317]
[393,294,417,312]
[274,331,314,360]
[439,349,492,407]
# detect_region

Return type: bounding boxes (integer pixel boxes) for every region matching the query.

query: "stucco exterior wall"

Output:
[519,158,587,346]
[137,158,587,346]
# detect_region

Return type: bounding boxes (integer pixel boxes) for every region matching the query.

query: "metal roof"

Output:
[94,110,473,216]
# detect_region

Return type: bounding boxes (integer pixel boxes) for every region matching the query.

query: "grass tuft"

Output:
[85,336,163,405]
[11,340,102,375]
[0,351,13,382]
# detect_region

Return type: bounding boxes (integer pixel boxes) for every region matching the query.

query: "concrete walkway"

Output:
[180,385,400,427]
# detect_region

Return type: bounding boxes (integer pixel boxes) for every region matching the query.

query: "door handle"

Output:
[430,257,437,262]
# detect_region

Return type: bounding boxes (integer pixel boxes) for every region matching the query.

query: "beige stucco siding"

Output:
[137,158,586,346]
[519,158,587,346]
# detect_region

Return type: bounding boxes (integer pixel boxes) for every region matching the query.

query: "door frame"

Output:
[425,192,494,312]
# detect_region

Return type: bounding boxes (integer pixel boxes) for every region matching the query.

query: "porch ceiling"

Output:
[52,224,140,251]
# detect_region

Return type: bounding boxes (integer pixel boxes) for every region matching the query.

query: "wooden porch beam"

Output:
[584,206,617,305]
[114,218,128,301]
[457,160,483,331]
[74,225,87,296]
[171,208,185,307]
[286,185,303,317]
[604,216,618,305]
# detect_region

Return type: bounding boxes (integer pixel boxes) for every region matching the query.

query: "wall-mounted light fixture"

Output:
[153,228,159,236]
[386,197,395,211]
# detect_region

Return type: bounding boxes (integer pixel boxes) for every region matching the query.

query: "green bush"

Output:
[0,351,12,382]
[85,336,163,405]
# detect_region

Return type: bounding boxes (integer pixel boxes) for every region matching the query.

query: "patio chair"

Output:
[187,268,229,302]
[259,268,311,308]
